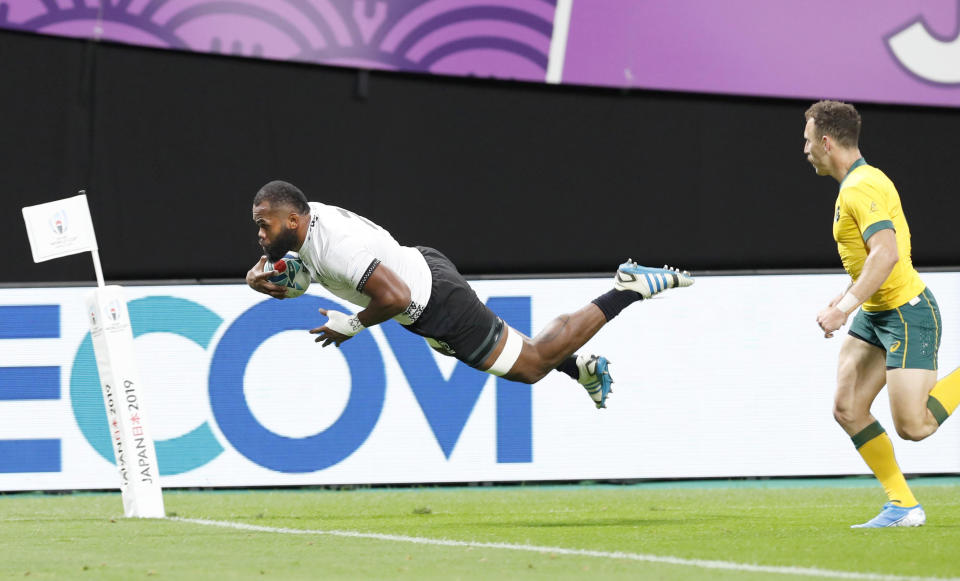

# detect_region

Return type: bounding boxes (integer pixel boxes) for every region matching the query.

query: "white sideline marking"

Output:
[172,517,956,581]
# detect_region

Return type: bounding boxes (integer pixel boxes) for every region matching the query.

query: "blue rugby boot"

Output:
[851,502,926,528]
[577,354,613,409]
[614,260,694,299]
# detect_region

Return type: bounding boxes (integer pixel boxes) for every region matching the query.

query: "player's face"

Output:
[252,202,299,262]
[803,118,830,176]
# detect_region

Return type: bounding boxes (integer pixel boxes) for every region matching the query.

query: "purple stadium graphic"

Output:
[2,1,959,107]
[0,0,556,82]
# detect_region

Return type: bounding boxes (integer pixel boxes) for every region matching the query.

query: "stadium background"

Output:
[2,1,960,284]
[2,1,960,492]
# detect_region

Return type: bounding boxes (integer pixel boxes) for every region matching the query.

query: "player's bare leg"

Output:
[886,369,939,441]
[836,336,925,527]
[477,308,612,407]
[833,337,887,436]
[479,261,693,408]
[503,304,607,384]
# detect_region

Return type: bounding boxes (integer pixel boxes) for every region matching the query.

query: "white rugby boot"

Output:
[576,354,613,409]
[614,260,694,299]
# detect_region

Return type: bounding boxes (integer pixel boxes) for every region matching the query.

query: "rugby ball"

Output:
[266,252,311,298]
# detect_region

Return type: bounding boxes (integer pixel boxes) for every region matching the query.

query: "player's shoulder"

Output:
[841,165,896,201]
[307,201,349,232]
[308,201,332,219]
[845,164,894,190]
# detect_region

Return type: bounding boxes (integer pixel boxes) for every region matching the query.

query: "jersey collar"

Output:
[839,157,867,189]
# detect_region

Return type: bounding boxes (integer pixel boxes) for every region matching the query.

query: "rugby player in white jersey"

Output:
[246,180,693,408]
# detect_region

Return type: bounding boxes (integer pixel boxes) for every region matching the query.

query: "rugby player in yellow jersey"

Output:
[804,100,960,528]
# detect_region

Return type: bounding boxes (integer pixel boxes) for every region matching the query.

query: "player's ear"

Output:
[286,211,300,229]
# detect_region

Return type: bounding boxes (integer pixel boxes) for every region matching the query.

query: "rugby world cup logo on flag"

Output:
[107,300,121,322]
[49,210,68,235]
[88,309,97,327]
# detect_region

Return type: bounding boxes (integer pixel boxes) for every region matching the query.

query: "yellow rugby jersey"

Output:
[833,158,925,311]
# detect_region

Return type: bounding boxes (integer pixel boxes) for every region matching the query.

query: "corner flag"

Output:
[21,192,164,518]
[21,193,98,263]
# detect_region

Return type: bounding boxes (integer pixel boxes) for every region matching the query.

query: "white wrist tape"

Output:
[322,309,366,336]
[836,292,861,315]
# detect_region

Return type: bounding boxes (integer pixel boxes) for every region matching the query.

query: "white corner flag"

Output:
[22,193,98,262]
[21,193,106,286]
[22,193,164,518]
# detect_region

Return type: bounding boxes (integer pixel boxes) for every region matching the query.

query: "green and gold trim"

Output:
[862,220,894,242]
[923,290,940,369]
[928,396,949,426]
[893,306,909,368]
[839,157,867,189]
[851,421,886,449]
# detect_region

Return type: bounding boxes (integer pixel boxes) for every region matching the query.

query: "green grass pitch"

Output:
[2,478,959,580]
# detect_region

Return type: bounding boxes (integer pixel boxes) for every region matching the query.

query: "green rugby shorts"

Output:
[848,288,942,370]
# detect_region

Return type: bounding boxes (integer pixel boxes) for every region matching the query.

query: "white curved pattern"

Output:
[889,18,960,84]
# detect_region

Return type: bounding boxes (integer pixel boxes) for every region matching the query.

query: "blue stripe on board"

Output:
[0,305,60,338]
[0,367,60,400]
[0,439,61,473]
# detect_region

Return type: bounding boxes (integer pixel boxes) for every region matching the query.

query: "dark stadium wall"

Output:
[2,29,959,284]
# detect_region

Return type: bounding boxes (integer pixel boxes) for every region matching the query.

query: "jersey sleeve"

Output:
[841,186,894,242]
[321,235,382,293]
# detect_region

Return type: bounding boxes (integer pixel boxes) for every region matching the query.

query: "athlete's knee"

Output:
[505,363,549,385]
[894,421,935,442]
[895,426,930,442]
[485,326,547,383]
[529,347,567,374]
[833,402,867,430]
[506,329,558,383]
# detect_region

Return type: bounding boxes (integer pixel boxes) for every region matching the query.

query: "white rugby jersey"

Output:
[296,202,432,325]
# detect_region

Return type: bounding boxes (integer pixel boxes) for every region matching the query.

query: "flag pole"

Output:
[76,190,105,288]
[91,249,106,288]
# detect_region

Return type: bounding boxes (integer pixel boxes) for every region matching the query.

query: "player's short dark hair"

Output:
[805,100,861,148]
[254,180,310,215]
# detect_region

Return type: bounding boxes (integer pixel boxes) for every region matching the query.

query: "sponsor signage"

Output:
[1,274,959,491]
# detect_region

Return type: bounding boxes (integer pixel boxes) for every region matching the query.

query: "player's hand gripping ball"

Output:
[266,252,311,298]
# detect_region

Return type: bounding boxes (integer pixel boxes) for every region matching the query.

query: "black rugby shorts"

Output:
[403,247,504,369]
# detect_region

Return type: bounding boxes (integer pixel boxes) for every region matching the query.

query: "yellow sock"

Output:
[852,421,918,507]
[928,366,960,425]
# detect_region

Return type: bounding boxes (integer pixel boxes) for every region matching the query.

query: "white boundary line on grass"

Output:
[172,517,956,581]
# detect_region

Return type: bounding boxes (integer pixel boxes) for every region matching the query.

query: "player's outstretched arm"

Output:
[309,263,411,347]
[246,255,288,299]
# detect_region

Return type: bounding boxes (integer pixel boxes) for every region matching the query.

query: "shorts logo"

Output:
[426,337,456,356]
[890,340,902,353]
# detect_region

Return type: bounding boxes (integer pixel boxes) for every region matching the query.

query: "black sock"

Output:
[591,289,642,322]
[555,355,579,380]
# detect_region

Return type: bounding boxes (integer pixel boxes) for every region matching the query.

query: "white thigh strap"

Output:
[487,325,523,376]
